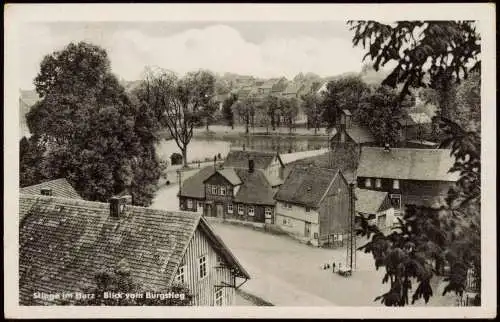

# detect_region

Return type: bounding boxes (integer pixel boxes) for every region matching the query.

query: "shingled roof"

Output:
[224,150,281,169]
[275,167,343,208]
[19,194,250,305]
[356,188,391,214]
[233,169,276,206]
[179,166,216,199]
[357,147,459,181]
[345,125,376,144]
[20,178,82,200]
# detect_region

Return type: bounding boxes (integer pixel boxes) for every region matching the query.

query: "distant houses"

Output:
[330,109,376,149]
[19,194,250,306]
[274,166,351,246]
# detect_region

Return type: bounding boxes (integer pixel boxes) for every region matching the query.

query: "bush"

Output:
[170,153,183,165]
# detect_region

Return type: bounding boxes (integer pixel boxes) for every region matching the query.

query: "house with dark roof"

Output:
[19,194,250,306]
[397,111,434,144]
[20,178,82,201]
[274,166,352,246]
[178,151,285,224]
[356,146,459,214]
[355,188,395,232]
[330,110,377,148]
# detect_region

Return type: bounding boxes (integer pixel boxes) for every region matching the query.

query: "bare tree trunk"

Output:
[206,117,209,131]
[182,148,188,168]
[314,122,318,135]
[245,117,249,134]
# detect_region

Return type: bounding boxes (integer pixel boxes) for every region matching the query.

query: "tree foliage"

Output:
[135,67,216,167]
[350,21,481,306]
[301,93,322,134]
[24,42,162,206]
[348,21,480,101]
[279,97,299,133]
[233,95,257,134]
[320,75,370,129]
[222,93,238,128]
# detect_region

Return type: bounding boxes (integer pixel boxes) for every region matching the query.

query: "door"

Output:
[377,214,387,229]
[304,222,311,237]
[216,204,224,218]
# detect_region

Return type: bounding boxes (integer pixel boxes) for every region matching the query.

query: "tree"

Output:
[19,136,46,187]
[320,75,370,129]
[349,21,481,306]
[25,42,162,206]
[71,260,193,306]
[233,95,257,134]
[357,85,407,146]
[453,71,481,134]
[348,21,480,102]
[261,94,280,133]
[136,68,215,168]
[301,93,322,135]
[222,93,238,129]
[280,97,299,134]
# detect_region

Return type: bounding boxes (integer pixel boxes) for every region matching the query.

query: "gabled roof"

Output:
[283,82,303,95]
[224,150,282,170]
[355,188,390,214]
[203,168,242,186]
[357,147,459,181]
[179,166,216,199]
[286,145,360,183]
[20,178,82,200]
[345,125,375,144]
[19,194,250,305]
[275,167,342,208]
[233,169,276,206]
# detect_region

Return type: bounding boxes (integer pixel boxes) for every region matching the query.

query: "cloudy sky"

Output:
[18,21,368,90]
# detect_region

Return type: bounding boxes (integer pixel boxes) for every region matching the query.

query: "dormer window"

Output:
[365,178,372,188]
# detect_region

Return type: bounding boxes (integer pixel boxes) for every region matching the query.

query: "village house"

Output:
[274,166,352,246]
[19,194,250,306]
[270,77,288,95]
[178,150,285,224]
[355,188,395,233]
[356,146,459,215]
[397,111,434,143]
[330,109,377,149]
[20,178,82,200]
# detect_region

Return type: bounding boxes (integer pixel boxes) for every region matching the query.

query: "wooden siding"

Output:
[180,228,235,306]
[205,173,235,204]
[318,174,350,236]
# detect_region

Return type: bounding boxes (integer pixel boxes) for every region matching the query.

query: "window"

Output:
[175,265,185,284]
[283,203,292,210]
[199,256,207,279]
[305,207,311,212]
[187,199,193,209]
[375,178,382,188]
[365,178,372,188]
[215,288,223,306]
[314,232,319,239]
[216,254,223,266]
[207,184,211,193]
[238,204,244,215]
[248,206,254,216]
[390,194,402,210]
[393,179,400,190]
[282,218,288,225]
[198,202,203,209]
[220,186,226,196]
[227,203,233,214]
[265,207,272,218]
[212,185,218,195]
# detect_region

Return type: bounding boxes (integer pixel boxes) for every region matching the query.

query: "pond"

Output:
[155,135,329,163]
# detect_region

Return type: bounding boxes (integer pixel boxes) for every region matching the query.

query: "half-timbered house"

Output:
[19,194,250,306]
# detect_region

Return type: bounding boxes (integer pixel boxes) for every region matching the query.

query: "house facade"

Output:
[330,109,377,149]
[179,151,285,224]
[355,188,395,232]
[19,194,250,306]
[274,166,352,246]
[356,146,459,214]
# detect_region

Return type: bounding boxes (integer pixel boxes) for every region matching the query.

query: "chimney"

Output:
[384,143,391,152]
[40,188,52,196]
[248,159,254,173]
[109,195,131,218]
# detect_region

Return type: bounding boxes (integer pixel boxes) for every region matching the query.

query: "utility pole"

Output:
[346,182,356,271]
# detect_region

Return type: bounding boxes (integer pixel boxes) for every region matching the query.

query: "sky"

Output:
[18,21,369,90]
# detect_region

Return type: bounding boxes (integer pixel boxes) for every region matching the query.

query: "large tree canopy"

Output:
[134,68,216,167]
[24,42,162,206]
[349,21,481,306]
